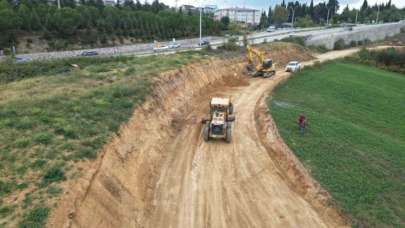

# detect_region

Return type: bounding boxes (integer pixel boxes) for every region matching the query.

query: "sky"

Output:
[160,0,405,11]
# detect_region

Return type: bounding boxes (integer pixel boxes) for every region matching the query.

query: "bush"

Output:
[355,47,405,73]
[363,39,371,45]
[33,132,52,145]
[0,55,133,84]
[31,159,47,169]
[358,47,372,60]
[19,207,49,228]
[308,45,328,53]
[42,166,65,184]
[47,185,63,196]
[15,138,31,148]
[295,16,316,28]
[221,37,239,51]
[0,206,14,217]
[0,181,13,197]
[349,40,357,47]
[333,39,345,50]
[280,36,306,46]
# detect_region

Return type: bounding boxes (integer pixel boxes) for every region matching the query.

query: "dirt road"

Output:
[49,49,361,228]
[148,78,333,228]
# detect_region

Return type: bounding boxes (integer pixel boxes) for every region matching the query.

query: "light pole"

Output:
[57,0,61,9]
[376,3,380,24]
[291,7,295,27]
[326,7,330,25]
[199,6,202,45]
[355,10,358,24]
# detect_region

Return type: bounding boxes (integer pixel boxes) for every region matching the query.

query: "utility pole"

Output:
[199,6,202,45]
[291,7,295,27]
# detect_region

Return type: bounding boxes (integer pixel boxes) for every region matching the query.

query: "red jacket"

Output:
[298,116,306,128]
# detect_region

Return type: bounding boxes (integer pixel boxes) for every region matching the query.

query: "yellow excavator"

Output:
[245,44,276,78]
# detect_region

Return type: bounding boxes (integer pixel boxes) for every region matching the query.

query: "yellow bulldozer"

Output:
[245,44,276,78]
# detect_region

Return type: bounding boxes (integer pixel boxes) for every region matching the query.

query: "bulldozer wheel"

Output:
[203,123,210,142]
[226,125,232,143]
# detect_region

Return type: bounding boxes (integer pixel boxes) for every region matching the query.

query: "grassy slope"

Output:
[268,62,405,227]
[0,52,211,227]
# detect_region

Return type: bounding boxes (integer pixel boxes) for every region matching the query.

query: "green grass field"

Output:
[0,52,212,227]
[268,62,405,227]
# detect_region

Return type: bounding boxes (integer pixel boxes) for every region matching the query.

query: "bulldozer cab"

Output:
[210,98,233,114]
[202,97,235,143]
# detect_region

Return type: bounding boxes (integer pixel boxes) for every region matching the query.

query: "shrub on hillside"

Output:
[0,56,130,84]
[349,40,357,47]
[308,45,328,53]
[42,166,65,184]
[19,207,49,228]
[295,16,316,28]
[220,37,239,51]
[354,47,405,73]
[280,36,306,47]
[333,39,345,50]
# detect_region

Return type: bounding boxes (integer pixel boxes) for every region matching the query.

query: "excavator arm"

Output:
[246,45,266,71]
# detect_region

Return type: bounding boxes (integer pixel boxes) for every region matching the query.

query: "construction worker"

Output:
[298,113,306,136]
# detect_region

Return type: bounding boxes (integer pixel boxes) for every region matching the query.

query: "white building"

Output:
[179,5,218,14]
[215,7,261,25]
[203,5,218,14]
[104,0,116,6]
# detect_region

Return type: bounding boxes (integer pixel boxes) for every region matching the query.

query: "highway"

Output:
[8,22,404,62]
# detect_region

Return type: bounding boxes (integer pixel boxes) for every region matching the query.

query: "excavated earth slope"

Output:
[48,48,359,228]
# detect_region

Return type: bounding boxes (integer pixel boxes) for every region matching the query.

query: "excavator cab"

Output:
[263,59,273,68]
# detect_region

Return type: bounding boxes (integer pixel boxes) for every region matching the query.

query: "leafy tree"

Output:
[0,3,21,48]
[220,16,230,30]
[309,0,314,19]
[267,6,272,25]
[259,11,269,29]
[273,5,288,26]
[295,15,315,27]
[327,0,339,16]
[361,0,368,11]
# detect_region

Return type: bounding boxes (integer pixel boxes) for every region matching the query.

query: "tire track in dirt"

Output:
[48,48,367,228]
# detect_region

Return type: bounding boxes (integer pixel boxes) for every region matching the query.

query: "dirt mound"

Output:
[47,58,247,228]
[259,42,314,66]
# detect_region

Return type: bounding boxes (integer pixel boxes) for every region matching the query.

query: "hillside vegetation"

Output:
[268,62,405,227]
[0,51,211,227]
[0,0,221,52]
[349,47,405,73]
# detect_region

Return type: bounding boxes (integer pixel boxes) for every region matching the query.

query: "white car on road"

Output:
[168,43,181,49]
[285,61,302,72]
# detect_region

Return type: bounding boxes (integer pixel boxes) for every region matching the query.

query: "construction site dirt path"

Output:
[146,50,358,228]
[49,48,366,228]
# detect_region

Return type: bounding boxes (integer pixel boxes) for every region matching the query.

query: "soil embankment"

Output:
[48,45,351,228]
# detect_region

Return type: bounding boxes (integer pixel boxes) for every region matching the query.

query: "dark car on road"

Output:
[199,40,210,46]
[15,56,32,63]
[80,51,99,56]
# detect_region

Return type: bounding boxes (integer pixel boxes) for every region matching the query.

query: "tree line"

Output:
[258,0,404,29]
[0,0,221,50]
